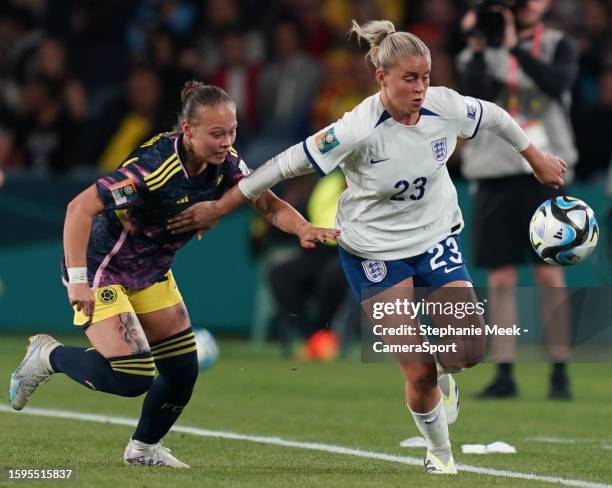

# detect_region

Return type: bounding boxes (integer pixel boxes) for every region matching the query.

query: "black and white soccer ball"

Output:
[529,196,599,265]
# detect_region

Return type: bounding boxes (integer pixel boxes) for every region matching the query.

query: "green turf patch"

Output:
[1,336,611,487]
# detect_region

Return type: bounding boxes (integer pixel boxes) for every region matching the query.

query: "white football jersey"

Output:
[303,86,483,261]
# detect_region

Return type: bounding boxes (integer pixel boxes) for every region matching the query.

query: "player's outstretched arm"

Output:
[167,184,248,235]
[251,190,340,249]
[167,142,315,235]
[64,184,104,321]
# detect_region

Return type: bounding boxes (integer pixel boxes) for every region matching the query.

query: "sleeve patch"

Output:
[109,179,137,206]
[314,127,340,154]
[467,102,478,120]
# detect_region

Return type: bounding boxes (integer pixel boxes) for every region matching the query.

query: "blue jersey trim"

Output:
[420,107,439,116]
[302,140,325,177]
[467,99,483,140]
[375,110,392,127]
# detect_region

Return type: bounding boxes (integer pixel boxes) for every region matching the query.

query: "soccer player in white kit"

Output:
[167,20,567,474]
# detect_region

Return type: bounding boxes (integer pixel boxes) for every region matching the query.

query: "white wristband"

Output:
[67,267,88,284]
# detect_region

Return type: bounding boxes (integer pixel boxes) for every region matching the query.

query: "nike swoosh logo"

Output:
[444,265,462,274]
[370,158,390,165]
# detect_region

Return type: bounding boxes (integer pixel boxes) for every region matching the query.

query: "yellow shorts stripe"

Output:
[111,367,156,376]
[153,344,197,360]
[150,334,195,353]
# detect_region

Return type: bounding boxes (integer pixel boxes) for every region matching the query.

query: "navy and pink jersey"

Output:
[63,132,250,290]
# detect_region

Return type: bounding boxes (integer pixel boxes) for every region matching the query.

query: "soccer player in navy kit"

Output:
[167,21,567,474]
[9,82,339,467]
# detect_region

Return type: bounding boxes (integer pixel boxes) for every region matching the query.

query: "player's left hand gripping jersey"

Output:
[303,87,483,261]
[80,133,250,290]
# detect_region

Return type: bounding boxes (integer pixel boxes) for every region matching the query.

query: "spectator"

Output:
[259,19,321,132]
[457,0,577,399]
[245,19,321,165]
[147,28,194,130]
[31,36,87,123]
[210,29,260,142]
[311,49,376,129]
[97,66,163,173]
[0,4,42,110]
[294,0,333,59]
[185,0,264,78]
[11,75,75,174]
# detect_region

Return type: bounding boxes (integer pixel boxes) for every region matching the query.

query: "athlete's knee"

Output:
[403,363,437,393]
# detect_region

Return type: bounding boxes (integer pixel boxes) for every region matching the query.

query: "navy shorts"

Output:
[339,235,472,301]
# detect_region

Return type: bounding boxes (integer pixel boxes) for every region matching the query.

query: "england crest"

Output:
[431,138,447,162]
[362,260,387,283]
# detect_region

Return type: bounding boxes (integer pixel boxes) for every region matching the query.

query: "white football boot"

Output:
[438,373,459,425]
[9,334,61,410]
[424,450,457,474]
[124,439,190,468]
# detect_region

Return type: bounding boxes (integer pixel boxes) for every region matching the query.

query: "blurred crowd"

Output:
[0,0,610,181]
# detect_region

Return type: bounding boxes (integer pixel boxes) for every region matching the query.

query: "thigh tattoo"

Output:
[118,312,150,354]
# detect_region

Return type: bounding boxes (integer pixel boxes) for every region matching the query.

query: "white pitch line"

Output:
[529,436,579,444]
[1,405,610,488]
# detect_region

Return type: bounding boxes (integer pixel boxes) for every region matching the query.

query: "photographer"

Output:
[457,0,577,399]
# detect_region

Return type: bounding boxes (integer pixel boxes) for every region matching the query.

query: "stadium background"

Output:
[0,0,610,335]
[2,4,611,485]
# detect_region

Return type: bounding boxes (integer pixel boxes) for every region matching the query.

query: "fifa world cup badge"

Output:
[109,179,137,206]
[315,127,340,154]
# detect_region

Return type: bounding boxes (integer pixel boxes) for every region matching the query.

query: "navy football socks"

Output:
[50,346,154,397]
[133,328,199,443]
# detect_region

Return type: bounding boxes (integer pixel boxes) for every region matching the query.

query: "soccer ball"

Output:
[194,328,219,370]
[529,196,599,265]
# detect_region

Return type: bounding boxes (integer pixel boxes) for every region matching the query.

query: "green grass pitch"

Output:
[0,335,611,487]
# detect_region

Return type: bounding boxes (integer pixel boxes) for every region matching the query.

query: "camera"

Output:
[468,0,527,47]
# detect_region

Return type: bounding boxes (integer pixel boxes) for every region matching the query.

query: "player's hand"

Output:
[297,224,341,249]
[67,283,95,322]
[532,153,567,188]
[166,201,220,235]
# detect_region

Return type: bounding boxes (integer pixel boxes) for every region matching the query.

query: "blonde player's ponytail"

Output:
[348,19,430,70]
